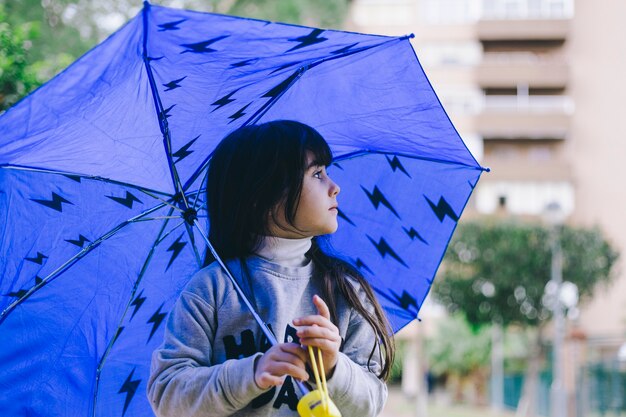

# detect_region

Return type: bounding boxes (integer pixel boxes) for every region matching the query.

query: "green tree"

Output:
[0,7,40,110]
[433,219,618,413]
[0,0,350,111]
[434,220,618,327]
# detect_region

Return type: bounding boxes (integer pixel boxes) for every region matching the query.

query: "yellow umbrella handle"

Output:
[297,346,342,417]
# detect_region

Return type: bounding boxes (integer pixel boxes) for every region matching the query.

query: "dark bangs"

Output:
[207,120,332,259]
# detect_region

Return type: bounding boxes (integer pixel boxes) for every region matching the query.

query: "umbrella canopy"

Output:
[0,2,486,416]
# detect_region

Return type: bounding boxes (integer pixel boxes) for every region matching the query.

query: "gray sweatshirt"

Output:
[147,248,387,417]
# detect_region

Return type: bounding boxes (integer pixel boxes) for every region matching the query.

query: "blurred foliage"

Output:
[0,6,40,110]
[0,0,349,111]
[426,314,491,378]
[501,326,533,373]
[388,339,407,384]
[434,220,619,327]
[218,0,349,27]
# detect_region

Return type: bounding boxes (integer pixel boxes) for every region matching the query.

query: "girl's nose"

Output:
[329,179,340,197]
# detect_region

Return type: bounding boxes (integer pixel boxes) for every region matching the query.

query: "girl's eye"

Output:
[313,170,323,179]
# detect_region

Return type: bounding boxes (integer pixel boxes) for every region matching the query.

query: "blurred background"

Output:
[1,0,624,416]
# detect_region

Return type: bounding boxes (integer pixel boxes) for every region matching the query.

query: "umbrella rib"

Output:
[404,37,484,171]
[184,222,204,268]
[189,217,311,397]
[0,200,171,324]
[153,219,187,245]
[139,188,185,213]
[92,205,178,416]
[191,169,209,209]
[332,150,489,171]
[141,2,191,214]
[0,164,175,196]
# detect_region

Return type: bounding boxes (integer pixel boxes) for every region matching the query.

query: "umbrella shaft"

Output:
[193,220,310,395]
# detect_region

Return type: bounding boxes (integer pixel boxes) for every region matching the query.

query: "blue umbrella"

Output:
[0,2,486,416]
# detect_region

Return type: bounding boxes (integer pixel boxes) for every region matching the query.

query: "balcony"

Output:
[477,53,568,88]
[477,18,570,41]
[476,95,572,139]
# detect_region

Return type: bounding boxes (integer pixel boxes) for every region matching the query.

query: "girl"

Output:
[147,120,394,417]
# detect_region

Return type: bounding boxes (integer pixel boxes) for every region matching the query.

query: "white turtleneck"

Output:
[255,235,312,267]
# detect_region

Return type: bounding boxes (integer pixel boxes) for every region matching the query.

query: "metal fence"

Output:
[501,363,626,417]
[578,362,626,417]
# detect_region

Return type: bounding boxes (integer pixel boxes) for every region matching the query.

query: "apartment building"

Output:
[347,0,626,362]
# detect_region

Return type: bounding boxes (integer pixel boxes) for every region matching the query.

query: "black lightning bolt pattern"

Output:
[31,192,74,212]
[392,290,419,311]
[163,76,186,91]
[112,326,124,345]
[130,290,146,320]
[65,234,91,248]
[181,35,229,53]
[286,29,328,52]
[228,103,251,124]
[107,191,142,209]
[159,104,175,120]
[263,72,300,99]
[118,368,141,416]
[425,196,459,223]
[337,208,355,226]
[386,155,411,178]
[25,252,48,265]
[62,174,82,182]
[355,258,374,275]
[231,58,258,68]
[147,304,167,343]
[166,234,187,270]
[6,288,27,298]
[366,236,408,268]
[211,89,239,111]
[6,277,43,299]
[361,185,400,219]
[158,19,186,31]
[173,135,199,163]
[403,227,428,244]
[269,61,300,75]
[331,42,359,54]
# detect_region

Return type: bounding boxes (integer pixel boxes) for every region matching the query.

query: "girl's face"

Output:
[269,152,340,238]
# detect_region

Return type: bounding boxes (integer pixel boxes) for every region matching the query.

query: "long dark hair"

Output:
[207,120,395,380]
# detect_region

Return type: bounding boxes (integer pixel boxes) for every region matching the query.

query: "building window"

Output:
[352,0,414,26]
[475,181,574,216]
[416,42,482,67]
[481,0,574,19]
[418,0,482,24]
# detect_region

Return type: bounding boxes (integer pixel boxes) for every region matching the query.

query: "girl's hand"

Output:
[293,295,342,378]
[254,343,309,389]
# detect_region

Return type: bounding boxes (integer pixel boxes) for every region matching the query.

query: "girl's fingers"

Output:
[265,361,309,381]
[257,372,286,387]
[312,294,331,320]
[297,337,339,352]
[279,343,308,363]
[296,325,339,341]
[256,343,310,384]
[293,314,338,331]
